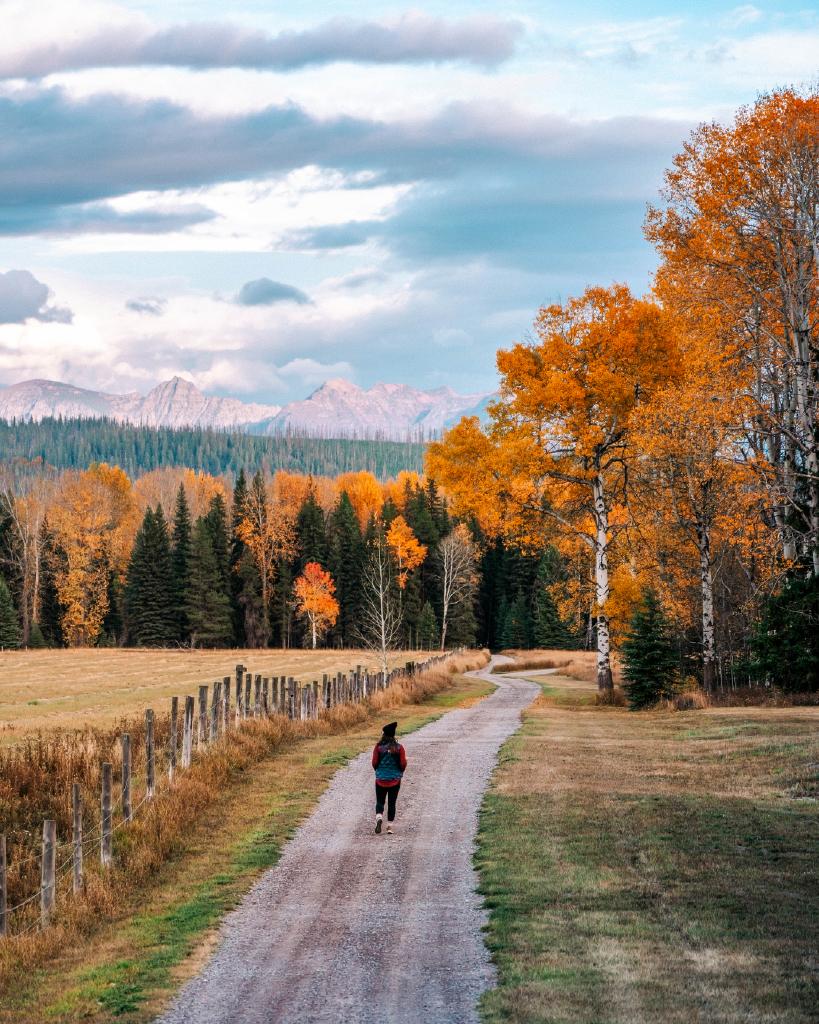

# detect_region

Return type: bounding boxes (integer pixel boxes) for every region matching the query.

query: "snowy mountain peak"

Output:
[0,376,495,440]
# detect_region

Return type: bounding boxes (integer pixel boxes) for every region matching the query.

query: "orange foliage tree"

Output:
[294,561,340,648]
[386,515,427,589]
[646,86,819,573]
[429,285,681,689]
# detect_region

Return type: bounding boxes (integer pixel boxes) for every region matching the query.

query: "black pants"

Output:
[375,782,401,821]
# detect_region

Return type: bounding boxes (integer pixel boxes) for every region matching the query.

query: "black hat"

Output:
[382,721,397,738]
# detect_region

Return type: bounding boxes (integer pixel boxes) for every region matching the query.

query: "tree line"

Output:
[1,463,568,657]
[0,417,425,481]
[429,87,819,695]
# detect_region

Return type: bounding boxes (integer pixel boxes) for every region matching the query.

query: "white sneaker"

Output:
[386,824,394,834]
[375,814,383,834]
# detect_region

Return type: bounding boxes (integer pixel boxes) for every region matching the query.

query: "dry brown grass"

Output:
[478,674,819,1023]
[0,648,489,992]
[0,647,429,740]
[497,648,622,686]
[708,685,819,707]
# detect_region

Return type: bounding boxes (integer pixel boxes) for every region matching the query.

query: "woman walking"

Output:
[372,721,407,834]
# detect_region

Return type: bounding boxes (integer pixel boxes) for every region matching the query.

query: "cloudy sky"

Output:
[0,0,815,403]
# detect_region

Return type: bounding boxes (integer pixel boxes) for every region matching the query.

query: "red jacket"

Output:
[372,741,407,787]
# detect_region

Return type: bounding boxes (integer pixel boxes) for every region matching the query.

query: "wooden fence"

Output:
[0,651,457,939]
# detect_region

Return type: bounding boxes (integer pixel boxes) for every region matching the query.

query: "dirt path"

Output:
[155,659,538,1024]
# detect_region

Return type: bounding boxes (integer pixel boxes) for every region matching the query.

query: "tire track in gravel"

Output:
[155,658,538,1024]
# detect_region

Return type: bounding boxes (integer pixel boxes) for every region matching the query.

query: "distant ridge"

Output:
[0,376,494,440]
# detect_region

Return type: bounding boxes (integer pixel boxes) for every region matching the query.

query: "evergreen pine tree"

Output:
[125,506,176,646]
[273,560,295,648]
[328,492,364,647]
[0,575,22,649]
[402,571,423,648]
[171,484,193,643]
[229,471,250,645]
[533,587,573,648]
[495,593,510,649]
[186,518,233,648]
[417,600,440,649]
[101,571,124,646]
[236,548,265,647]
[380,498,399,528]
[38,518,64,647]
[751,573,819,692]
[504,592,532,649]
[621,588,679,709]
[27,621,47,648]
[204,493,231,596]
[446,593,478,649]
[296,490,327,570]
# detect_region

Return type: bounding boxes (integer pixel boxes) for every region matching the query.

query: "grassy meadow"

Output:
[0,647,429,741]
[477,659,819,1023]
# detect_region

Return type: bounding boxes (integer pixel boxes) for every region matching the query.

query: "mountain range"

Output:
[0,376,494,440]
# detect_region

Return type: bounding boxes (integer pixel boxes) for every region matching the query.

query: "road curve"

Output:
[155,659,538,1024]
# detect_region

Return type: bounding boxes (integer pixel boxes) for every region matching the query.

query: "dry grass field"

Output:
[478,665,819,1023]
[496,648,622,686]
[0,648,428,741]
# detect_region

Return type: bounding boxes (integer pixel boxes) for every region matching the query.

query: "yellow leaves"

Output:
[133,467,225,522]
[386,515,427,588]
[383,470,424,511]
[49,464,137,646]
[236,475,297,604]
[502,285,682,457]
[427,417,506,537]
[335,471,383,529]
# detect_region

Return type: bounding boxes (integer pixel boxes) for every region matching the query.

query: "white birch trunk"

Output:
[592,474,613,691]
[697,522,716,690]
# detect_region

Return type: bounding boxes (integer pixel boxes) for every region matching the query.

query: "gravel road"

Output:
[155,659,538,1024]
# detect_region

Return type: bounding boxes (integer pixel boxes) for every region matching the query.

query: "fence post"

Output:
[244,672,252,719]
[254,674,261,718]
[287,677,295,719]
[0,834,6,938]
[223,676,231,731]
[169,696,178,783]
[198,685,208,747]
[235,665,244,724]
[262,677,269,715]
[211,681,221,740]
[101,763,112,868]
[72,783,83,894]
[182,695,194,768]
[121,734,132,822]
[41,819,56,927]
[145,709,155,798]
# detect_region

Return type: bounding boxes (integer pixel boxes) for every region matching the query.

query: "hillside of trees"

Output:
[0,417,425,480]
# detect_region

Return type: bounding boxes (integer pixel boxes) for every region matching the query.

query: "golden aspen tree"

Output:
[646,87,819,572]
[48,464,136,646]
[429,284,681,689]
[335,471,383,529]
[386,515,427,589]
[235,471,296,646]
